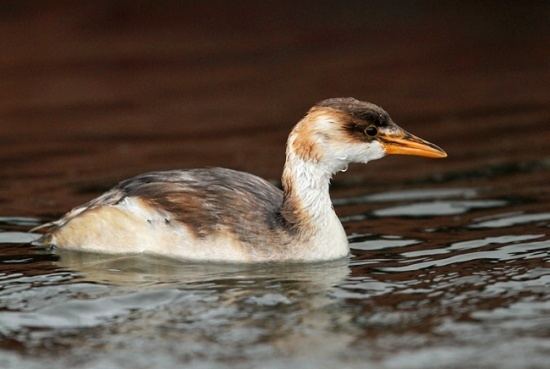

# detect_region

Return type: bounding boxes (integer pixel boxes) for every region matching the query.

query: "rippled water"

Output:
[1,161,549,369]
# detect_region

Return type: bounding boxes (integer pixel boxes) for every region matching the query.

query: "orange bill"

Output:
[381,131,447,158]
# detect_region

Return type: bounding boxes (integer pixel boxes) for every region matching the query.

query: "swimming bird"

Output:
[36,98,446,263]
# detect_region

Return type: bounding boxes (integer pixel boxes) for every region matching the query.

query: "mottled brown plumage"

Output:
[45,168,303,259]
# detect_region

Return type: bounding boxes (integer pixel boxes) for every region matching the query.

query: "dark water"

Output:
[1,2,550,368]
[1,160,549,369]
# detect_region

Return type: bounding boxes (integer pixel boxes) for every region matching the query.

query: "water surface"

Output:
[1,160,549,369]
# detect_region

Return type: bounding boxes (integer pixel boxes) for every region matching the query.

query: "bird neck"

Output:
[281,151,335,232]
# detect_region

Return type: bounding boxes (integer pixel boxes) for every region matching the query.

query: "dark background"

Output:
[1,1,549,216]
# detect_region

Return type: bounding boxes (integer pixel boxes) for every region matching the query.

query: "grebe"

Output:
[36,98,446,263]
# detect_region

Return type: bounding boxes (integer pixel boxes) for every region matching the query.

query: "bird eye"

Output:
[364,125,378,137]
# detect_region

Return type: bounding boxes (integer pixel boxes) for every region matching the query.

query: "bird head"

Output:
[287,97,447,174]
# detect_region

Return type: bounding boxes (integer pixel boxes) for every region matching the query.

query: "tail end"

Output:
[29,221,60,233]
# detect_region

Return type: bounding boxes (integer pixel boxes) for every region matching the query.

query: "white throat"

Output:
[283,152,333,223]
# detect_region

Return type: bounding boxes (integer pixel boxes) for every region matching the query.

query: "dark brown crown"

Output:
[315,97,390,127]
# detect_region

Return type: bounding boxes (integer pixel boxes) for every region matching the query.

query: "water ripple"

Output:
[333,188,477,205]
[374,200,507,217]
[382,239,550,272]
[470,212,550,228]
[0,232,41,244]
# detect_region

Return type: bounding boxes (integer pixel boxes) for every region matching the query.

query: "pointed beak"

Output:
[380,127,447,159]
